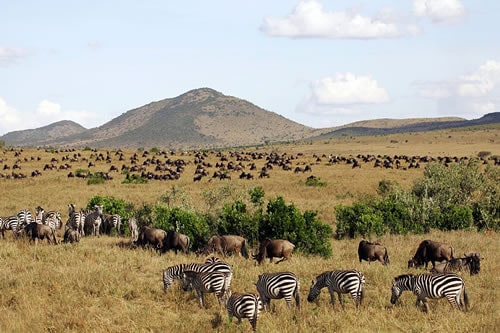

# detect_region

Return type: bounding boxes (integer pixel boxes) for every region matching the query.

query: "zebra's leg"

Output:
[329,289,336,306]
[338,293,344,309]
[197,290,205,308]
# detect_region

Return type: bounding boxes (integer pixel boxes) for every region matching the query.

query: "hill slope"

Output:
[1,88,499,149]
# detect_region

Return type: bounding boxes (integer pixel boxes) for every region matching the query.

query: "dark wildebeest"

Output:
[63,228,81,243]
[430,253,482,276]
[134,226,168,254]
[357,240,390,265]
[163,230,190,254]
[24,222,57,244]
[199,235,249,259]
[408,239,454,269]
[252,239,295,265]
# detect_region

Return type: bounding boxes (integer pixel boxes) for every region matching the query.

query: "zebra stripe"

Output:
[66,204,86,237]
[162,262,232,296]
[182,270,229,308]
[83,205,103,237]
[128,217,138,240]
[390,273,469,312]
[255,272,300,311]
[17,209,33,228]
[307,270,365,308]
[102,213,121,235]
[1,216,21,238]
[36,207,62,230]
[226,292,262,332]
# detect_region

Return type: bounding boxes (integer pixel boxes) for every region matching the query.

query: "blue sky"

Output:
[1,0,499,135]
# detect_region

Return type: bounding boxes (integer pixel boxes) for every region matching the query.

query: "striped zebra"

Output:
[35,206,62,230]
[17,209,34,228]
[390,273,469,312]
[66,204,85,237]
[1,216,19,238]
[226,292,263,332]
[255,272,300,311]
[182,270,229,308]
[162,261,233,298]
[83,205,103,237]
[307,270,365,309]
[128,217,138,240]
[102,213,121,235]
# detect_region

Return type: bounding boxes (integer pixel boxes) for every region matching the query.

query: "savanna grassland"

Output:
[1,125,499,332]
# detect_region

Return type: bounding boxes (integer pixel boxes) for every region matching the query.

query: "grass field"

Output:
[0,125,499,332]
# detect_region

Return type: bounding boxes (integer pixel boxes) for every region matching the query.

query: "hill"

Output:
[1,88,499,149]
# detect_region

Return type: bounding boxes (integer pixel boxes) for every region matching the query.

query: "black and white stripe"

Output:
[307,270,365,308]
[35,206,62,230]
[128,217,138,240]
[66,204,86,236]
[226,292,263,332]
[83,205,103,237]
[255,272,300,311]
[17,209,34,228]
[1,215,20,238]
[162,261,233,296]
[390,273,469,312]
[102,213,121,235]
[182,270,229,308]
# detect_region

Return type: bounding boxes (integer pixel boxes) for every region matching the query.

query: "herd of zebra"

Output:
[0,205,123,243]
[162,255,470,332]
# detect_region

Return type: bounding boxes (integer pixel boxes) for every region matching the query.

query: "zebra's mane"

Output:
[394,274,415,281]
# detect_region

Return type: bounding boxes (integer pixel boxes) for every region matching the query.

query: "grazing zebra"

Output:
[255,272,300,311]
[17,209,34,229]
[0,216,20,238]
[102,213,121,235]
[390,273,469,312]
[83,205,103,237]
[182,270,229,308]
[307,270,365,309]
[226,292,263,332]
[128,217,138,240]
[204,256,223,264]
[162,261,233,299]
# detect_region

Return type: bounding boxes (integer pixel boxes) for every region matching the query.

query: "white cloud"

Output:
[311,73,389,105]
[260,0,401,39]
[413,0,465,24]
[33,100,101,128]
[414,60,500,118]
[0,47,27,66]
[36,100,62,117]
[0,98,22,133]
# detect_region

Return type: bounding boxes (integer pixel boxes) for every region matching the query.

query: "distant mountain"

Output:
[1,88,499,149]
[0,120,87,146]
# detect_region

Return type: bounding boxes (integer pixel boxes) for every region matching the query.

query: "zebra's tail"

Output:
[294,280,301,310]
[463,285,470,312]
[251,295,259,332]
[241,239,249,259]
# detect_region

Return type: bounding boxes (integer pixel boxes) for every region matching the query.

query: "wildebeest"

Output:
[429,253,482,276]
[163,230,190,254]
[357,240,390,265]
[252,239,295,265]
[134,226,168,254]
[199,235,249,259]
[63,228,81,243]
[408,239,454,269]
[24,222,57,244]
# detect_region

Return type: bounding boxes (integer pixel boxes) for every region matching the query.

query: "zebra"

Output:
[17,209,33,229]
[128,217,138,240]
[182,270,229,308]
[83,205,103,237]
[0,215,20,238]
[255,272,300,311]
[35,206,62,231]
[66,204,86,237]
[226,292,263,332]
[307,270,365,309]
[390,273,469,312]
[204,256,223,264]
[162,261,233,299]
[102,213,121,235]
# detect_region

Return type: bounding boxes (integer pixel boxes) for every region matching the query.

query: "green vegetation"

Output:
[335,160,499,239]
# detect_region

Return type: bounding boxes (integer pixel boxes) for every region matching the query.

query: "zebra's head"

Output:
[307,273,325,302]
[390,274,413,305]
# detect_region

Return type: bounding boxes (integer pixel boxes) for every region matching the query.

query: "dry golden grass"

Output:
[0,125,499,332]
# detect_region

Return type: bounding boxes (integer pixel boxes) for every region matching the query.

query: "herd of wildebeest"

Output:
[0,147,492,331]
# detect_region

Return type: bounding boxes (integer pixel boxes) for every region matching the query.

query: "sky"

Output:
[1,0,499,135]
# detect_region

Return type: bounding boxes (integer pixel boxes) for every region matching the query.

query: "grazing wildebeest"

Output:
[408,240,454,269]
[199,235,249,259]
[357,240,390,265]
[24,222,57,244]
[135,226,168,254]
[163,230,190,254]
[252,239,295,265]
[63,228,81,243]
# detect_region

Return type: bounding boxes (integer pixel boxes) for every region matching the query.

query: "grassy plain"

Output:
[0,125,499,332]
